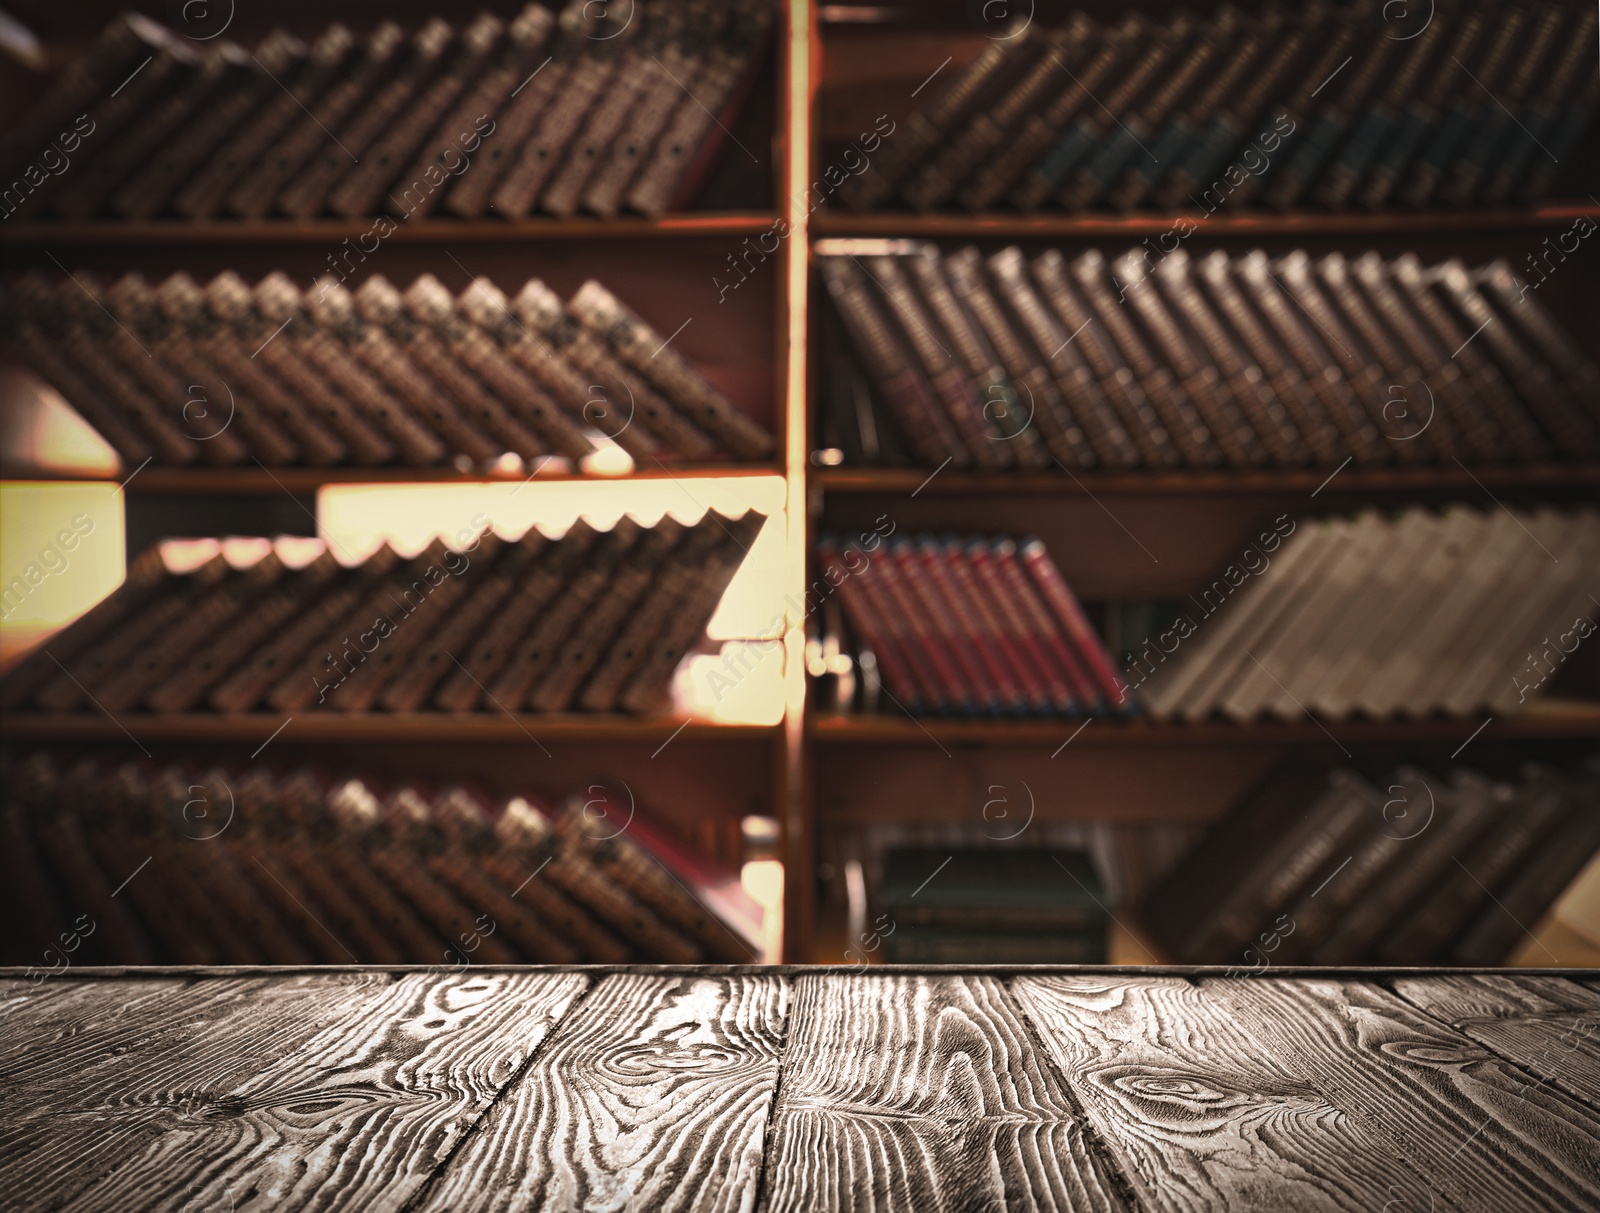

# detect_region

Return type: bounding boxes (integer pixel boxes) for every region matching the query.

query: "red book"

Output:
[866,541,973,713]
[1017,536,1134,713]
[979,539,1103,713]
[816,540,929,713]
[938,537,1060,714]
[887,539,996,712]
[913,538,1032,714]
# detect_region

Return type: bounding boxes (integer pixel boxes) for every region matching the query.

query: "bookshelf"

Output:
[3,0,1598,965]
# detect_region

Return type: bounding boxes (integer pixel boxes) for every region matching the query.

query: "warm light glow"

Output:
[741,858,785,963]
[675,643,787,725]
[317,476,790,639]
[0,481,124,666]
[0,367,120,477]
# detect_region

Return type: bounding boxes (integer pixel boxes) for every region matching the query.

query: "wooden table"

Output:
[3,966,1597,1211]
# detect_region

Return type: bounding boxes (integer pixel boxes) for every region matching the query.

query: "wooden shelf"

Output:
[811,202,1600,241]
[0,713,781,745]
[813,463,1600,498]
[0,212,785,246]
[808,707,1600,748]
[2,463,785,495]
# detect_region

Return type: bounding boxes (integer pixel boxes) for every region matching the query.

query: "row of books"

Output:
[840,1,1597,214]
[0,1,772,223]
[816,531,1128,717]
[875,848,1109,964]
[1141,757,1600,966]
[0,513,765,717]
[820,243,1600,472]
[1140,504,1600,721]
[0,753,762,969]
[0,270,773,468]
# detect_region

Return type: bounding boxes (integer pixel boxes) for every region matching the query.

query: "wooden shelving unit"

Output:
[4,1,1599,965]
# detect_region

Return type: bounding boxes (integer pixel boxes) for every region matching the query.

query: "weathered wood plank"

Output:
[1392,974,1600,1111]
[1,971,587,1212]
[416,973,787,1213]
[759,973,1124,1213]
[1013,975,1443,1212]
[1203,977,1600,1212]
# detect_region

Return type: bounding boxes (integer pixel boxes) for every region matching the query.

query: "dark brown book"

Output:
[305,277,501,463]
[112,34,301,220]
[528,519,685,711]
[940,247,1099,469]
[576,518,725,711]
[1313,769,1506,964]
[0,546,168,710]
[1140,764,1375,964]
[255,274,444,464]
[510,279,713,459]
[1151,251,1311,466]
[392,4,556,219]
[457,277,656,462]
[568,279,770,459]
[867,252,1006,469]
[173,24,357,219]
[433,522,595,711]
[402,275,594,460]
[0,278,156,467]
[1381,766,1578,964]
[817,254,967,468]
[491,5,635,217]
[107,273,285,463]
[155,272,348,466]
[207,547,402,712]
[0,14,159,180]
[1027,250,1183,467]
[617,511,766,714]
[582,2,723,217]
[227,23,406,218]
[839,26,1026,212]
[627,0,774,217]
[902,247,1048,469]
[488,518,643,709]
[328,14,504,218]
[145,551,342,712]
[204,271,393,464]
[982,248,1142,468]
[279,19,455,218]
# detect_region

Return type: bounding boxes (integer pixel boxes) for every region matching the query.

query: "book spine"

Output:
[329,15,504,219]
[888,539,996,713]
[173,25,356,219]
[279,20,456,219]
[817,257,966,467]
[818,539,931,712]
[491,48,618,217]
[568,279,772,458]
[527,520,683,711]
[945,538,1065,713]
[442,51,573,218]
[979,539,1102,712]
[917,538,1035,713]
[1017,537,1130,712]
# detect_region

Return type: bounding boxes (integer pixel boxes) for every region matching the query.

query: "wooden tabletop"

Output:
[3,966,1597,1212]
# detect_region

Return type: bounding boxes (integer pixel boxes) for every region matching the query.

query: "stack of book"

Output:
[0,512,765,717]
[1139,757,1600,966]
[815,530,1129,717]
[1137,504,1600,721]
[876,847,1109,963]
[836,0,1596,213]
[0,752,763,967]
[0,1,773,223]
[0,270,773,468]
[820,243,1600,471]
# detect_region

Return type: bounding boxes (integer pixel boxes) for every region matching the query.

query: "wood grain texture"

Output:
[1203,976,1600,1212]
[0,971,586,1212]
[1013,975,1434,1212]
[1392,974,1600,1111]
[759,973,1125,1213]
[416,973,787,1213]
